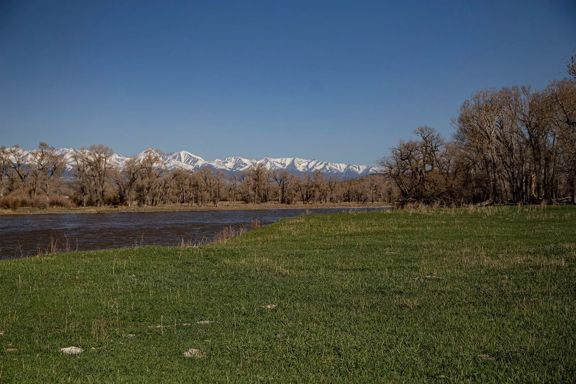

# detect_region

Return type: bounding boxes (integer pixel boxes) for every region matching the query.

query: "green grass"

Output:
[1,207,575,383]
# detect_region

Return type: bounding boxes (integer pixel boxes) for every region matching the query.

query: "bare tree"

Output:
[0,146,8,197]
[382,127,448,204]
[243,165,270,204]
[73,145,114,206]
[548,79,576,203]
[27,142,66,199]
[166,170,195,205]
[133,149,164,206]
[272,170,291,204]
[198,168,223,206]
[568,55,576,80]
[113,158,139,206]
[3,145,32,196]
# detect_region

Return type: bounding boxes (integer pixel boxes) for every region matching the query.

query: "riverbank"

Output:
[1,206,574,382]
[0,201,391,216]
[0,207,390,259]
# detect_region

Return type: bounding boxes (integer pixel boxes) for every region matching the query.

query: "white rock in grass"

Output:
[196,320,213,325]
[183,348,206,358]
[0,331,4,336]
[60,346,84,355]
[263,304,277,310]
[478,353,496,361]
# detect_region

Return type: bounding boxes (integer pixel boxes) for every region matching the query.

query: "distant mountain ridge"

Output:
[8,147,378,178]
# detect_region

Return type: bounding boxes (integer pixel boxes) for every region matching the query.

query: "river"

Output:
[0,207,385,259]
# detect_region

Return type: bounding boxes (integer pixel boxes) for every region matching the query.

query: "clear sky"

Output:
[0,0,574,165]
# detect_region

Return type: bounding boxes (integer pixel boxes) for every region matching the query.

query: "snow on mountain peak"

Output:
[5,147,377,178]
[169,150,205,164]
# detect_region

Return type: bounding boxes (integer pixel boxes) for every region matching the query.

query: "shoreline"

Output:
[0,202,392,216]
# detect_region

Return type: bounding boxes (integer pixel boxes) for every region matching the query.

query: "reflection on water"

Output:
[0,208,386,259]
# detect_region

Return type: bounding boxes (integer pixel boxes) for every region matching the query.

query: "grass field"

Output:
[1,207,575,383]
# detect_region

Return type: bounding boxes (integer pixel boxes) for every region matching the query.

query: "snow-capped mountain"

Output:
[4,147,378,178]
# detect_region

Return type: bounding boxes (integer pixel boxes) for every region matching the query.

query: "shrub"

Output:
[48,194,72,208]
[0,193,33,209]
[32,197,49,209]
[214,225,246,243]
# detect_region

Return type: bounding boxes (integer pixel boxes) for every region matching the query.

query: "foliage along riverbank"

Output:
[0,206,575,382]
[0,201,390,216]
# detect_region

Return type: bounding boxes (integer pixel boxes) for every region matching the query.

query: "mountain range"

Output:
[8,147,379,178]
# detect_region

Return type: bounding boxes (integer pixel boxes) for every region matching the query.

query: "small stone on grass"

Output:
[60,346,84,355]
[263,304,277,310]
[196,320,213,325]
[183,348,206,358]
[478,353,495,361]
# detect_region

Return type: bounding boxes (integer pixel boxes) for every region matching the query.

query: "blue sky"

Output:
[0,0,574,165]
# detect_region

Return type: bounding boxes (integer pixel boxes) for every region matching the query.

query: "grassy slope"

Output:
[0,207,575,383]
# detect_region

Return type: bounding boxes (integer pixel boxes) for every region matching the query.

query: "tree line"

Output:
[0,145,391,209]
[382,55,576,205]
[1,55,574,209]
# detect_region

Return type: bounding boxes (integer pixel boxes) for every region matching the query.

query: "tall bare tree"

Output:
[73,145,114,206]
[27,142,66,199]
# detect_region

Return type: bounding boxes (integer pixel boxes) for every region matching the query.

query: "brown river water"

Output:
[0,208,386,260]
